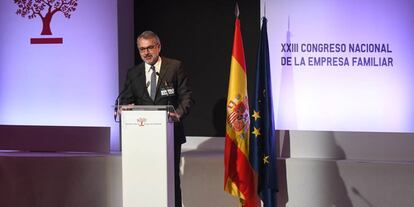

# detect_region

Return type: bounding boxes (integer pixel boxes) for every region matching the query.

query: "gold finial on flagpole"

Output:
[235,2,240,17]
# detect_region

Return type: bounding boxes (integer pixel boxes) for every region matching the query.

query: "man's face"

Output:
[137,37,161,65]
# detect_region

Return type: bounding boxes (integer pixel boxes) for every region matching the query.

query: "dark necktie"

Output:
[150,65,156,100]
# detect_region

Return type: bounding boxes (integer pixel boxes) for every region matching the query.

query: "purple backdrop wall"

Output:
[0,0,119,150]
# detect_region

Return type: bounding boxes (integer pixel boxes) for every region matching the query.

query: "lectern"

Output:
[120,105,175,207]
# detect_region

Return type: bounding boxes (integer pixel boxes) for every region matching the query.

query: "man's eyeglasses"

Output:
[139,44,158,53]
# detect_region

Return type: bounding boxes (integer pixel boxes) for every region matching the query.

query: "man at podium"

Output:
[120,30,194,207]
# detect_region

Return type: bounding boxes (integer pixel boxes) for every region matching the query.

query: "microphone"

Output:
[154,72,176,120]
[154,71,169,104]
[114,78,148,122]
[164,80,171,105]
[163,80,176,121]
[163,81,180,122]
[114,84,130,122]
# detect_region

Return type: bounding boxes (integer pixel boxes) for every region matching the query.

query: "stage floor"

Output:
[0,151,122,207]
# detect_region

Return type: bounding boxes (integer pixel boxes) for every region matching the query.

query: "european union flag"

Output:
[249,17,278,207]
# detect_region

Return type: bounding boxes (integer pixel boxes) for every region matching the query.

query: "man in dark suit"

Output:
[120,31,193,207]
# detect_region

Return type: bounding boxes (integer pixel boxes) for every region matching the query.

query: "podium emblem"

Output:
[137,117,147,126]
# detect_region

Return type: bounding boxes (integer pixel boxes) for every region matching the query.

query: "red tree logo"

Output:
[14,0,78,44]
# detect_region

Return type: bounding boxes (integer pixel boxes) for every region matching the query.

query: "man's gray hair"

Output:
[137,31,161,45]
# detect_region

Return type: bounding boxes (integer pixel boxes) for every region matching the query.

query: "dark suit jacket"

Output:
[120,57,194,144]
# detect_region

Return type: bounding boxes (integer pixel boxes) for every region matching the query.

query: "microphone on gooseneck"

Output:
[114,83,131,122]
[155,72,169,102]
[154,72,172,112]
[163,80,172,112]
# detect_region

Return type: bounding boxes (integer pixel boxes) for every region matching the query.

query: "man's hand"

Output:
[168,112,181,122]
[117,104,135,115]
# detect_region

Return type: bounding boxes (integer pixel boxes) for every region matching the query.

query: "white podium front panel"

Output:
[121,110,174,207]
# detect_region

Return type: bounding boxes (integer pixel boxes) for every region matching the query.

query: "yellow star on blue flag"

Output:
[263,155,269,164]
[252,127,261,138]
[252,110,261,121]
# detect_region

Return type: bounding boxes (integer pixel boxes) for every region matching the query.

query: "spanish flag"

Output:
[224,8,259,207]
